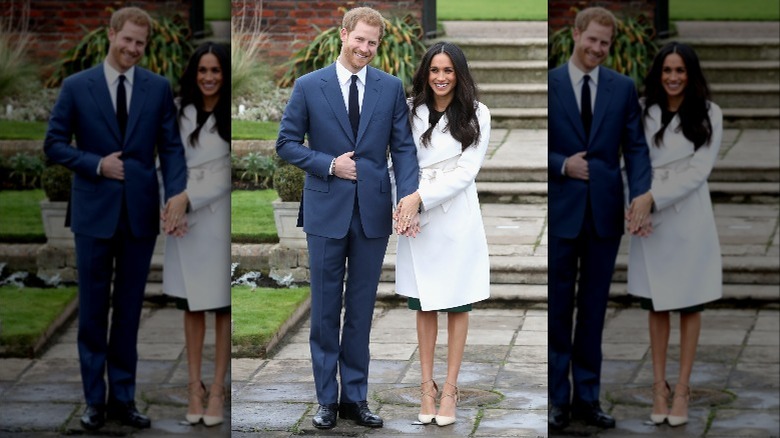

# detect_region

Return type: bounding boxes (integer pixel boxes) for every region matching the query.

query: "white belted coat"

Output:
[627,102,723,311]
[394,102,491,310]
[161,104,231,311]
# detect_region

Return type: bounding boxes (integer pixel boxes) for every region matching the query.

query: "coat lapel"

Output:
[591,69,614,143]
[551,67,588,144]
[319,64,354,144]
[356,67,382,146]
[87,68,122,143]
[125,69,148,143]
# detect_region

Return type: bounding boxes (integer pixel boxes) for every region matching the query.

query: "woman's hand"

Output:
[394,191,421,233]
[162,192,189,235]
[626,191,653,235]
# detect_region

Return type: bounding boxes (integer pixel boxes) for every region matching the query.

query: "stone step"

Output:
[475,181,547,204]
[679,38,780,61]
[701,60,780,84]
[722,108,780,129]
[376,282,548,304]
[609,283,779,302]
[710,163,780,183]
[380,255,547,285]
[469,60,547,84]
[490,107,547,129]
[478,83,547,109]
[614,255,780,285]
[708,181,780,203]
[710,83,780,109]
[438,37,547,61]
[478,163,546,183]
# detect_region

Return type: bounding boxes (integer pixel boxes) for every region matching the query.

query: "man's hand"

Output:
[626,191,654,235]
[101,151,124,180]
[162,192,189,235]
[565,151,588,180]
[333,151,357,180]
[394,191,422,234]
[398,213,421,237]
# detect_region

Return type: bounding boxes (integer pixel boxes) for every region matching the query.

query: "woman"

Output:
[394,42,491,427]
[627,42,723,427]
[162,42,231,427]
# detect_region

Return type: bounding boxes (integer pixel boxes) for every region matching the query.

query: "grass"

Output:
[437,0,547,21]
[0,189,45,243]
[671,0,780,21]
[0,120,47,140]
[0,286,78,357]
[204,0,231,21]
[232,120,279,140]
[231,285,310,357]
[231,189,279,243]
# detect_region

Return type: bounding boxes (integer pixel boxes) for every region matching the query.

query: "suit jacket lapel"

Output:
[320,64,354,144]
[87,68,122,143]
[591,69,613,142]
[125,69,147,142]
[551,67,588,143]
[356,68,381,146]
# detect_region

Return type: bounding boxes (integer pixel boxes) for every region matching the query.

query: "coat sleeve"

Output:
[417,105,491,210]
[651,103,723,211]
[156,80,188,202]
[388,81,420,200]
[186,154,231,213]
[276,78,334,178]
[621,81,653,202]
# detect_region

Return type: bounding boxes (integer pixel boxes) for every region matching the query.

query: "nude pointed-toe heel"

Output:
[186,381,206,424]
[203,383,225,427]
[667,383,690,427]
[418,379,438,424]
[434,382,459,427]
[650,380,671,425]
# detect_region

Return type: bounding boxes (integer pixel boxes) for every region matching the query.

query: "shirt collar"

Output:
[104,60,135,86]
[568,60,599,87]
[335,57,367,87]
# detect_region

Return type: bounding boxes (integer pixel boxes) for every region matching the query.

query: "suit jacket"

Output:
[44,65,187,239]
[548,64,651,239]
[276,63,419,239]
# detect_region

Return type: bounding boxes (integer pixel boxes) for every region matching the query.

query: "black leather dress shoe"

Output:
[80,405,105,430]
[339,400,383,427]
[312,403,338,429]
[572,401,616,428]
[106,401,151,429]
[548,405,570,430]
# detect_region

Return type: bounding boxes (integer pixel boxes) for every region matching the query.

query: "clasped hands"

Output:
[394,192,422,237]
[161,192,189,237]
[626,192,654,237]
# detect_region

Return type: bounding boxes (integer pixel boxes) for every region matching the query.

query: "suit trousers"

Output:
[306,199,389,405]
[74,198,156,406]
[548,200,621,408]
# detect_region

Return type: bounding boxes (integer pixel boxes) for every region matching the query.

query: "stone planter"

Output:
[272,200,307,249]
[40,200,73,248]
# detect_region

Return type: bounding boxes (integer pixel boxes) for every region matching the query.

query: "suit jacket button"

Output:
[352,180,356,184]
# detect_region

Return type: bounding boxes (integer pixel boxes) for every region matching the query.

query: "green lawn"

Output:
[232,120,280,140]
[0,190,45,243]
[205,0,231,21]
[437,0,547,20]
[0,120,47,140]
[0,286,78,357]
[231,285,310,357]
[671,0,780,20]
[231,189,279,243]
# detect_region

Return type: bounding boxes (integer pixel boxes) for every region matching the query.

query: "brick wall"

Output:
[233,0,423,69]
[548,0,656,32]
[2,0,191,77]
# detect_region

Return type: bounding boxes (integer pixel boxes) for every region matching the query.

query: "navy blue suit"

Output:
[44,65,186,407]
[277,63,418,404]
[548,64,651,408]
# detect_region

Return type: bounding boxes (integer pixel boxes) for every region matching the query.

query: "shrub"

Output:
[45,11,194,90]
[41,164,71,201]
[237,152,277,189]
[7,152,45,189]
[231,2,271,99]
[549,13,658,89]
[278,12,427,89]
[272,163,304,202]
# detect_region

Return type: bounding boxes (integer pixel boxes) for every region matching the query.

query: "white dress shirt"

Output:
[562,61,600,175]
[335,57,366,114]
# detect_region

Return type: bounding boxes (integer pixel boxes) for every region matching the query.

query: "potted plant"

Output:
[271,158,306,249]
[39,164,73,248]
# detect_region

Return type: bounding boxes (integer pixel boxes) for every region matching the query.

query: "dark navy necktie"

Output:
[349,75,360,139]
[581,74,592,139]
[117,74,128,138]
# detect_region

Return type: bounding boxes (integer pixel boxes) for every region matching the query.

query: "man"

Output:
[276,6,419,430]
[44,7,187,431]
[547,6,652,430]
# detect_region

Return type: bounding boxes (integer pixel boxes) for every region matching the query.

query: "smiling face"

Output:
[661,52,688,109]
[197,52,223,107]
[428,53,457,104]
[571,20,613,73]
[107,21,148,73]
[339,20,381,73]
